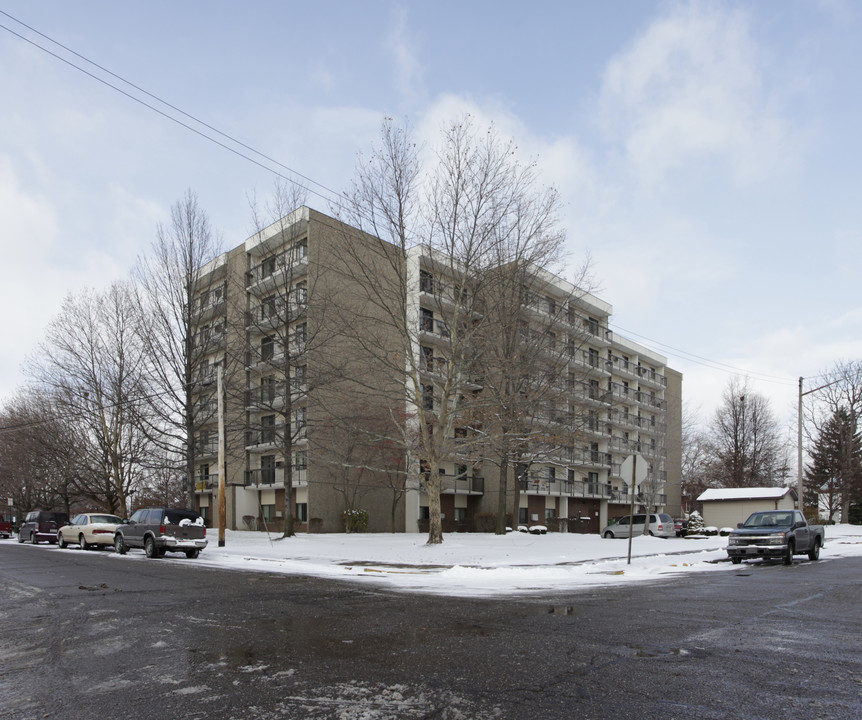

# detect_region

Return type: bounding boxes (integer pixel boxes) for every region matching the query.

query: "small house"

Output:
[697,487,798,529]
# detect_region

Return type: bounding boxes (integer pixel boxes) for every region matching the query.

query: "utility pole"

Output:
[798,375,843,517]
[217,363,226,547]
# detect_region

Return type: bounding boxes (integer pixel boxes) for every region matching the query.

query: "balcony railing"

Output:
[441,474,484,494]
[245,249,308,289]
[194,473,216,492]
[244,467,308,487]
[520,476,613,499]
[194,440,218,457]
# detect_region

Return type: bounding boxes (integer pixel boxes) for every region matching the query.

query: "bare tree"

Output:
[28,283,151,516]
[244,181,329,537]
[705,377,783,488]
[0,390,83,518]
[133,189,222,508]
[679,404,710,513]
[333,116,569,544]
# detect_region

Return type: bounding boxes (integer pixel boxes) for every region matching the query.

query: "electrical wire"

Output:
[0,10,347,212]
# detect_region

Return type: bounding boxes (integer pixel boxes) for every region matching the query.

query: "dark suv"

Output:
[114,507,207,559]
[18,510,69,544]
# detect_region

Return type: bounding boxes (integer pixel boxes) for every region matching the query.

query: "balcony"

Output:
[637,366,667,389]
[420,474,484,495]
[245,299,306,330]
[194,473,216,492]
[194,440,218,458]
[246,346,285,369]
[419,316,450,339]
[635,391,665,412]
[520,476,613,499]
[193,284,227,322]
[244,467,308,488]
[245,249,308,292]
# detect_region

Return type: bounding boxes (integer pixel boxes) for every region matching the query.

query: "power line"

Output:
[608,322,799,386]
[0,10,348,211]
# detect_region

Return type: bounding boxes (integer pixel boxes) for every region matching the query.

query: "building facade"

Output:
[191,207,682,533]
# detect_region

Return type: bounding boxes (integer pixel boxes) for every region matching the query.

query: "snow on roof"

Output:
[697,486,793,502]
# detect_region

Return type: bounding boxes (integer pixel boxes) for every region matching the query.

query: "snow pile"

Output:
[126,524,862,597]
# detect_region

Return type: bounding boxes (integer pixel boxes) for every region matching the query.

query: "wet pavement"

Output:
[1,541,860,719]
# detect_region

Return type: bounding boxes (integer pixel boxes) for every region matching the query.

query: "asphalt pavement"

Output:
[1,540,860,720]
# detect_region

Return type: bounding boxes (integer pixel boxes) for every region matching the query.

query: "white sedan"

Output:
[57,513,123,550]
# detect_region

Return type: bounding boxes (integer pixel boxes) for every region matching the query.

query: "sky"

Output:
[17,524,862,597]
[1,0,861,435]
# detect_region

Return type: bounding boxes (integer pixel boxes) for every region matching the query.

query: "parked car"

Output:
[57,513,123,550]
[727,510,825,565]
[18,510,69,544]
[114,507,207,559]
[601,513,675,539]
[0,512,13,538]
[674,518,688,537]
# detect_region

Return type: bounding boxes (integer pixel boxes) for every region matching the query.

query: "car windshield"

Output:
[743,512,793,528]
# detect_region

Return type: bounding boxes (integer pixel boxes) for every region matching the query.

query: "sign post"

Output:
[620,454,647,565]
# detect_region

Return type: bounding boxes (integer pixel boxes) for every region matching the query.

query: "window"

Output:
[294,281,307,305]
[293,238,307,260]
[519,508,528,524]
[295,407,307,430]
[545,508,555,520]
[295,503,308,522]
[294,451,307,470]
[419,506,430,520]
[420,345,434,371]
[261,256,276,278]
[421,384,434,410]
[261,455,276,485]
[545,296,556,315]
[294,323,307,346]
[420,270,434,293]
[420,308,434,332]
[261,336,274,361]
[589,348,599,368]
[454,508,467,522]
[261,415,275,444]
[261,504,275,522]
[294,365,307,389]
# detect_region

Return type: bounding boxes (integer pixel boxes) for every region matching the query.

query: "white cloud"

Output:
[599,1,796,187]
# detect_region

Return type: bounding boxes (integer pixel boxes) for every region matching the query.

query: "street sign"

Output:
[620,453,648,489]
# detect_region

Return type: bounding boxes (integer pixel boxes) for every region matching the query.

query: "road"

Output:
[1,541,860,720]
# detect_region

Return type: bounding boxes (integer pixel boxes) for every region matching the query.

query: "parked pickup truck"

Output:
[727,510,824,565]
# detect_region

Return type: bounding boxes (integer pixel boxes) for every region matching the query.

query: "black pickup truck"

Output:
[726,510,824,565]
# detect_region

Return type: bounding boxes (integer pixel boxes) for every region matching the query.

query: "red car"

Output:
[0,512,12,539]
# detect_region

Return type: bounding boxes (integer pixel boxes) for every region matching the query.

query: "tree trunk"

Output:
[495,445,509,535]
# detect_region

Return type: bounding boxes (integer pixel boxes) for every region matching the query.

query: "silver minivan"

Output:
[601,513,675,538]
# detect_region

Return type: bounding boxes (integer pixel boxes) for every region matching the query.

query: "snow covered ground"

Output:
[164,524,862,597]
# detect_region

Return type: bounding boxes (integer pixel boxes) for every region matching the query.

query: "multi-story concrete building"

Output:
[191,207,681,533]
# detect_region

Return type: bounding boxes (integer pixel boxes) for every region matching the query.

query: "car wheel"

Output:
[185,549,200,559]
[58,533,68,549]
[603,531,614,539]
[79,534,89,551]
[808,537,821,561]
[30,532,38,545]
[144,536,159,559]
[17,532,24,543]
[731,557,742,565]
[783,540,794,566]
[114,535,127,555]
[648,531,654,536]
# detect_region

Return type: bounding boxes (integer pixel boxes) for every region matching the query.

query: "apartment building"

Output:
[190,207,681,534]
